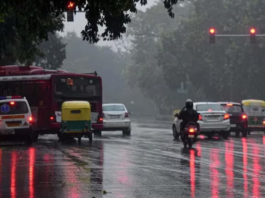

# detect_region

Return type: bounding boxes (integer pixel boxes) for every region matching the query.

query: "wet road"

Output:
[0,122,265,198]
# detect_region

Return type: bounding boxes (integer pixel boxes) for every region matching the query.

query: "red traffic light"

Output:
[250,28,256,35]
[209,28,216,34]
[67,1,75,9]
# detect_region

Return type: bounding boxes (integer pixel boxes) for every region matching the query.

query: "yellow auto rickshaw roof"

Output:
[62,101,91,109]
[241,99,265,106]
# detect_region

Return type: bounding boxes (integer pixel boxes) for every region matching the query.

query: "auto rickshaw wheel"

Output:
[78,137,81,145]
[88,133,93,143]
[94,130,102,137]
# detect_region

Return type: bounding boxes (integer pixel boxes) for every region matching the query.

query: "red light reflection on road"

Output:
[29,148,35,198]
[263,136,265,145]
[252,145,260,198]
[225,141,234,198]
[196,142,201,157]
[242,138,248,198]
[11,152,17,198]
[210,149,220,198]
[190,149,196,198]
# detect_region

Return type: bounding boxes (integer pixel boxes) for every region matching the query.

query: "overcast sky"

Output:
[59,0,158,48]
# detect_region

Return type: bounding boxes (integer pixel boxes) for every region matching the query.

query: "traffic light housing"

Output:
[250,28,256,43]
[209,28,216,43]
[66,1,75,22]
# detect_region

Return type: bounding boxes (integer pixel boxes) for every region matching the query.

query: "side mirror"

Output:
[174,113,179,118]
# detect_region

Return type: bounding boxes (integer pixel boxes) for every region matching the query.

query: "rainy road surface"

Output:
[0,121,265,198]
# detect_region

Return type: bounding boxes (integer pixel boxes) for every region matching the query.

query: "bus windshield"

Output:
[53,76,101,97]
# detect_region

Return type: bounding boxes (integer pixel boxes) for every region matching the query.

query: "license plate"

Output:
[6,122,21,127]
[111,116,120,119]
[188,135,194,138]
[230,124,236,127]
[0,130,15,135]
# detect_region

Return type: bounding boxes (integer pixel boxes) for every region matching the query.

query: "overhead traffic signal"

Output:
[249,28,256,43]
[209,28,216,43]
[66,1,75,22]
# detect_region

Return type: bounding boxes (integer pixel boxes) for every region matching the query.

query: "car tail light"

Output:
[242,114,247,119]
[29,116,33,123]
[125,112,129,118]
[263,120,265,125]
[224,113,230,120]
[199,114,202,120]
[189,128,195,133]
[10,101,15,105]
[227,103,233,106]
[50,116,55,121]
[208,109,212,112]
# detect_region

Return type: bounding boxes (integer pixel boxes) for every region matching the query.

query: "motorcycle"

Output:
[181,122,199,149]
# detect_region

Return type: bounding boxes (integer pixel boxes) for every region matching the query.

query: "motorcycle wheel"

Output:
[188,139,192,149]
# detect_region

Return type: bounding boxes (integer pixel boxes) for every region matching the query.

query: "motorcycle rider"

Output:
[178,99,200,133]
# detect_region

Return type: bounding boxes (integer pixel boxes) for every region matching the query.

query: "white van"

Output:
[0,96,33,145]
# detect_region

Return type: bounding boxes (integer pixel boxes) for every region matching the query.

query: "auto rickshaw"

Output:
[241,99,265,134]
[59,101,92,144]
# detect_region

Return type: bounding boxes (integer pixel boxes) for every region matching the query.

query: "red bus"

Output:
[0,71,103,139]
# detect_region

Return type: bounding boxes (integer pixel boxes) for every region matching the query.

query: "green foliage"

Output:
[158,0,265,102]
[125,2,193,112]
[34,33,66,69]
[0,0,180,47]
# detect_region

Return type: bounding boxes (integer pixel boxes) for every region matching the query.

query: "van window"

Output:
[0,101,28,115]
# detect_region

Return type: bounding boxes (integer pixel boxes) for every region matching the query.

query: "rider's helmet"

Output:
[185,99,193,109]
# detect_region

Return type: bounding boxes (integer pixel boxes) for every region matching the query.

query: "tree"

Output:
[34,33,66,69]
[124,2,192,113]
[157,0,265,101]
[0,0,181,51]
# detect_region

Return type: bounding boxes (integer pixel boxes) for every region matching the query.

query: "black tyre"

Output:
[223,134,228,140]
[94,130,102,137]
[207,135,212,139]
[235,131,240,137]
[188,139,193,149]
[25,129,33,146]
[123,129,131,136]
[88,133,93,143]
[173,125,179,140]
[33,133,39,142]
[242,131,247,137]
[183,141,187,148]
[78,137,81,145]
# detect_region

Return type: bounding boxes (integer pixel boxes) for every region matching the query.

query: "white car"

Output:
[172,102,230,139]
[0,96,33,145]
[102,103,131,135]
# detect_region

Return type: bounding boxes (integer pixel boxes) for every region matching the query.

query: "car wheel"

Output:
[94,130,102,137]
[172,125,179,140]
[222,132,229,140]
[207,135,212,139]
[33,133,39,142]
[25,129,33,146]
[235,131,240,137]
[88,132,93,143]
[123,129,131,136]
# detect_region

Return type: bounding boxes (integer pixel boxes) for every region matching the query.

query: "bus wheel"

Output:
[78,137,81,145]
[33,133,39,142]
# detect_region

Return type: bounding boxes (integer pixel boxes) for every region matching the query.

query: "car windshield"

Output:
[196,104,223,111]
[0,101,28,115]
[103,105,125,111]
[221,105,243,113]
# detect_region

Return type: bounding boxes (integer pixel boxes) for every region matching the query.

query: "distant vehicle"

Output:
[218,102,248,137]
[173,102,230,139]
[0,67,103,140]
[102,103,131,136]
[0,96,33,145]
[241,99,265,135]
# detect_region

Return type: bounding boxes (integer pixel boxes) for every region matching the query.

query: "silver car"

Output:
[102,103,131,135]
[194,102,230,138]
